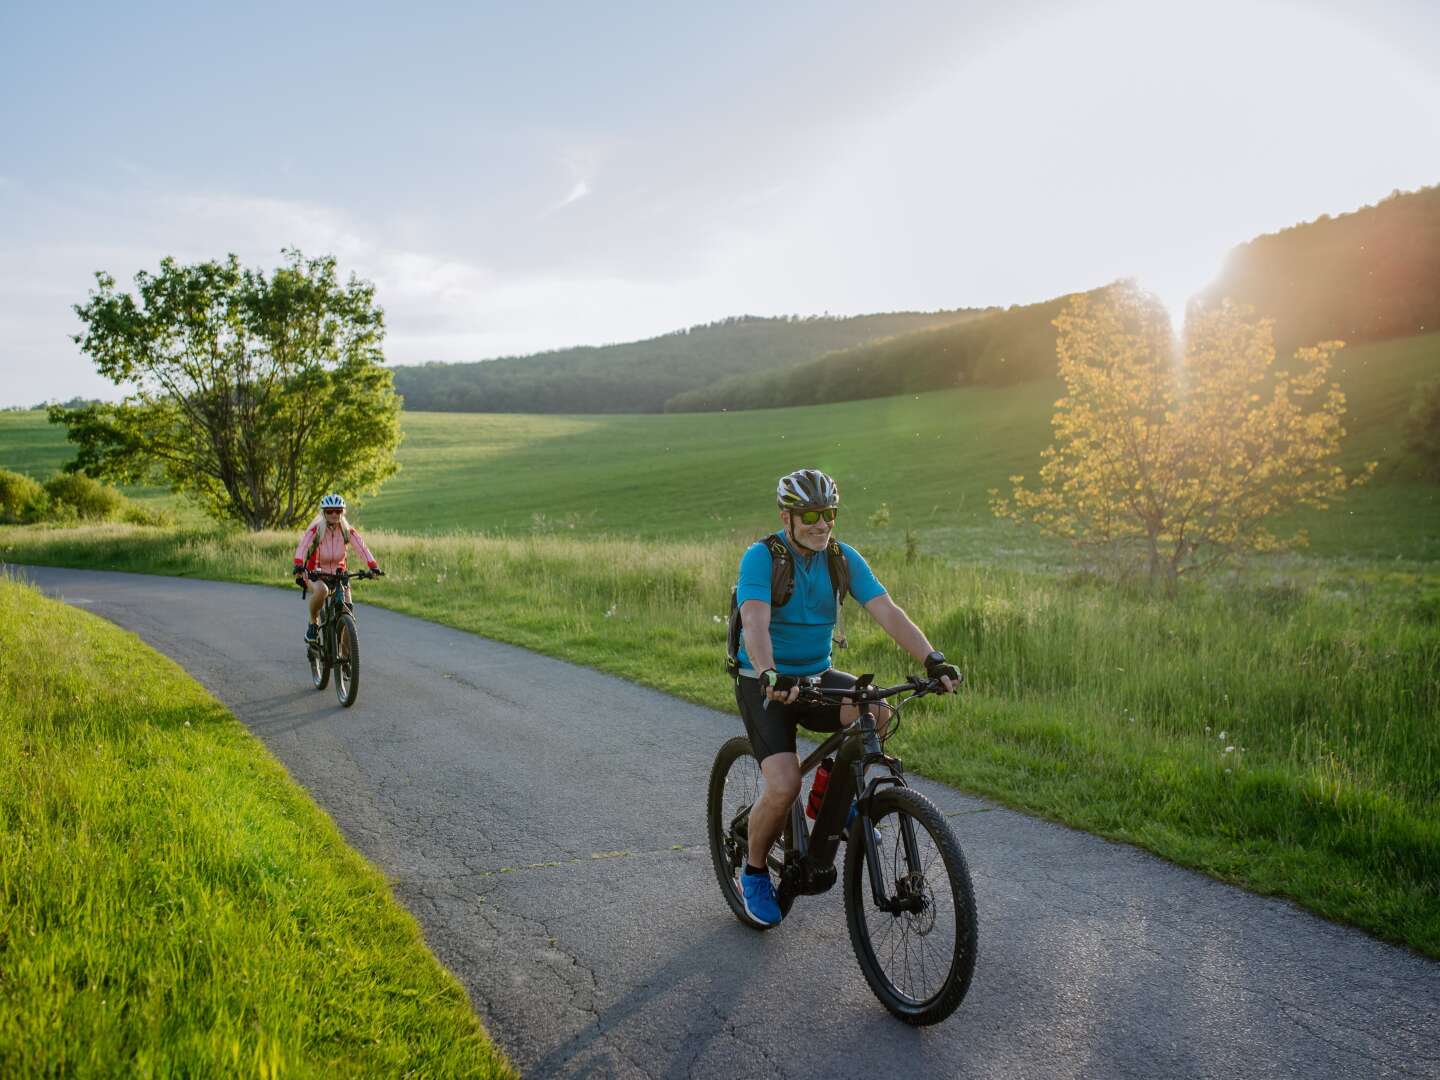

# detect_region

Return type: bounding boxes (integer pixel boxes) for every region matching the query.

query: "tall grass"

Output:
[0,575,515,1078]
[5,524,1436,956]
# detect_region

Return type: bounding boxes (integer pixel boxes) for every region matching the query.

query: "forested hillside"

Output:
[1196,184,1440,353]
[388,184,1439,416]
[671,184,1440,413]
[664,290,1097,412]
[390,310,989,413]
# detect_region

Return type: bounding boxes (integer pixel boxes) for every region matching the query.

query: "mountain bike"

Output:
[300,568,381,708]
[707,673,978,1025]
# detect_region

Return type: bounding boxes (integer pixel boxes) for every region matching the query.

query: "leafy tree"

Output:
[1406,376,1440,482]
[991,282,1374,583]
[50,251,401,530]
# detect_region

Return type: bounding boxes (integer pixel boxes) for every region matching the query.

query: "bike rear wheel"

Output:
[843,785,978,1025]
[333,612,359,707]
[706,735,794,929]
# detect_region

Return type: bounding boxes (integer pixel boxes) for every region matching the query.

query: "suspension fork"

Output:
[845,704,921,913]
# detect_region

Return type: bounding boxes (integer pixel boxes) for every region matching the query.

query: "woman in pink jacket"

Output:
[292,493,381,645]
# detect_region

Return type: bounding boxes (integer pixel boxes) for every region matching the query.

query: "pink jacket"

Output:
[293,523,377,573]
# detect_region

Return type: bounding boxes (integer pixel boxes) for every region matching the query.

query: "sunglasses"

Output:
[323,508,343,514]
[792,507,837,525]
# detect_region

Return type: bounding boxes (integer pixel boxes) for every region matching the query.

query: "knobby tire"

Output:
[842,785,977,1025]
[334,612,359,708]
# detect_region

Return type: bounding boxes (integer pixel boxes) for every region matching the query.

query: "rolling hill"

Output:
[388,310,990,414]
[6,331,1435,562]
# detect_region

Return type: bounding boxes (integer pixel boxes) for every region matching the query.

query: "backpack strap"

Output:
[306,523,351,563]
[765,533,794,608]
[826,538,851,650]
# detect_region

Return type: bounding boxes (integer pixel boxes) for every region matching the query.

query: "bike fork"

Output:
[859,775,922,914]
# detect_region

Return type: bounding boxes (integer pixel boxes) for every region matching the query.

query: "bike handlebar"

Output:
[300,568,383,583]
[792,672,959,704]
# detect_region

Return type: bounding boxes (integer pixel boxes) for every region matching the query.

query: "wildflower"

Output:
[1224,746,1235,754]
[1218,730,1227,741]
[604,604,617,618]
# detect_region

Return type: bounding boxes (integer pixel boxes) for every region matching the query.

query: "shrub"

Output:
[121,503,177,528]
[43,473,126,521]
[0,469,48,523]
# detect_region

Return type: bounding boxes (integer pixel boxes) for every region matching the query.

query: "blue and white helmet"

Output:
[319,493,346,510]
[776,468,839,510]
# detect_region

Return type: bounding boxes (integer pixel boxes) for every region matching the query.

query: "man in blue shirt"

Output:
[732,467,960,927]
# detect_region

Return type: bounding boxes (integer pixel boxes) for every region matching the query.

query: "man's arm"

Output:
[863,594,959,691]
[739,599,776,672]
[740,599,801,704]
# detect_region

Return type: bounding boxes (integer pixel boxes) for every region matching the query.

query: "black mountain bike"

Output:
[707,673,978,1025]
[300,568,381,708]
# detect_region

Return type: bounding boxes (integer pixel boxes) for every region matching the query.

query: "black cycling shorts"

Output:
[734,669,857,762]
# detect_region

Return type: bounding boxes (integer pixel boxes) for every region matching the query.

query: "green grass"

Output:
[5,329,1435,560]
[0,576,515,1078]
[4,524,1436,958]
[2,331,1436,962]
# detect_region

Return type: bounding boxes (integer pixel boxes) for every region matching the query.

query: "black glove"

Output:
[759,668,799,694]
[924,651,962,687]
[371,567,384,577]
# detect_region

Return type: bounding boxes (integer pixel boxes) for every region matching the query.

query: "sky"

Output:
[2,0,1439,407]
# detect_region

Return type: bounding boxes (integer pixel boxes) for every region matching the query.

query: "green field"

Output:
[6,330,1437,561]
[0,577,514,1078]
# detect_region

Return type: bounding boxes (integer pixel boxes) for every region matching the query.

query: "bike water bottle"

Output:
[806,757,835,819]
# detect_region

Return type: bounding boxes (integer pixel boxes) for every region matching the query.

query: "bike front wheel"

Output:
[333,612,359,707]
[843,785,978,1025]
[706,735,794,929]
[308,629,330,690]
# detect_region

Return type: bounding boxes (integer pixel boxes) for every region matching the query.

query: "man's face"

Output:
[782,507,833,553]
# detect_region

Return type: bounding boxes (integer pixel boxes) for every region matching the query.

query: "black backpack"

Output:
[725,532,851,677]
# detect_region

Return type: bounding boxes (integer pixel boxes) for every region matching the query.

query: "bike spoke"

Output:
[859,807,960,1007]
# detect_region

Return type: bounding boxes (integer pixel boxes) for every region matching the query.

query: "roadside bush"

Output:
[0,468,49,523]
[43,473,127,521]
[120,503,176,528]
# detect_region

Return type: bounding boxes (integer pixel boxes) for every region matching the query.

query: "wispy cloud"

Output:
[554,178,591,210]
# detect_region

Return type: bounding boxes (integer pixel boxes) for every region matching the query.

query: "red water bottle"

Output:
[806,757,835,819]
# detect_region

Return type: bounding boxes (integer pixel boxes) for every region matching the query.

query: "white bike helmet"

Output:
[319,493,346,510]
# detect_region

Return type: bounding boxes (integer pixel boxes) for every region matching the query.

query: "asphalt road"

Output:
[13,565,1439,1080]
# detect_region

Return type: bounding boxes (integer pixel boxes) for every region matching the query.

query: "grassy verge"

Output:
[3,524,1437,959]
[0,575,515,1078]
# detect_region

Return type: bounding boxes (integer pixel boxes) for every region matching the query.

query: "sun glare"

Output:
[1141,257,1224,341]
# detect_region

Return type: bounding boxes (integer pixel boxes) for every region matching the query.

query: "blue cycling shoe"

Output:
[305,623,319,646]
[740,869,782,927]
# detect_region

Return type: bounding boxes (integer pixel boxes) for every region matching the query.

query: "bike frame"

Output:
[318,580,352,660]
[306,569,366,663]
[758,676,930,913]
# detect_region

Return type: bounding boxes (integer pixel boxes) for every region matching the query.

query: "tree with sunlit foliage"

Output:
[991,281,1374,583]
